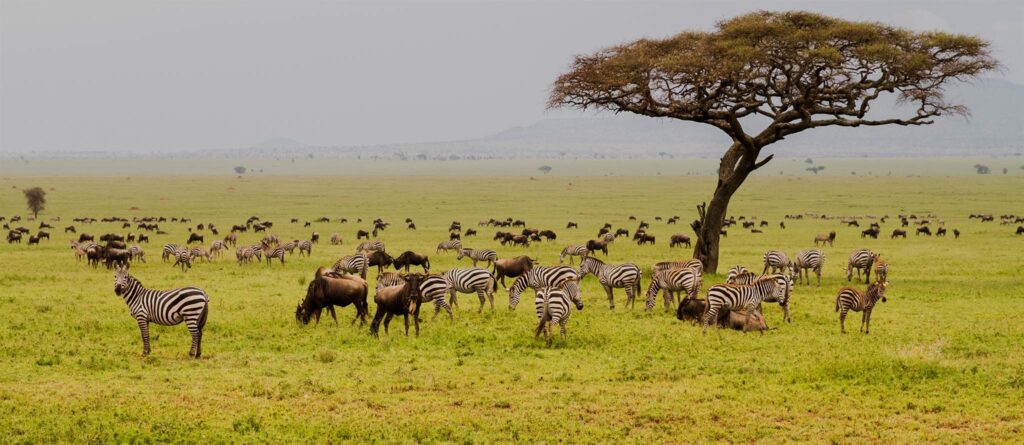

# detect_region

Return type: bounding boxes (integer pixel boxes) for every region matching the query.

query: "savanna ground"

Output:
[0,159,1022,443]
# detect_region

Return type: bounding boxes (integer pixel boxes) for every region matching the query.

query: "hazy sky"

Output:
[1,0,1020,153]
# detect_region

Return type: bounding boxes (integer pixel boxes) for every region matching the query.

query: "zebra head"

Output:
[872,281,889,303]
[562,281,583,310]
[113,266,132,296]
[773,273,793,300]
[456,248,468,260]
[576,257,600,278]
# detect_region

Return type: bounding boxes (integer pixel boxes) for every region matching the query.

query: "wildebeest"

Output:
[465,228,477,237]
[297,268,369,326]
[586,239,609,256]
[367,250,394,274]
[814,231,836,247]
[936,227,947,237]
[407,222,417,230]
[65,225,76,233]
[310,232,320,243]
[393,251,430,273]
[1017,226,1024,235]
[635,233,655,245]
[614,228,629,238]
[916,226,932,236]
[493,256,535,289]
[369,273,426,337]
[566,222,578,229]
[891,229,907,239]
[101,233,125,242]
[103,247,132,269]
[7,231,22,243]
[449,232,461,240]
[28,235,40,245]
[953,229,960,239]
[538,230,556,241]
[187,233,204,244]
[669,234,691,248]
[676,298,768,332]
[356,230,370,240]
[861,228,879,239]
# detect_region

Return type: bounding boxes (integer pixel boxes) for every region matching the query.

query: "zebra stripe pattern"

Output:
[725,265,751,284]
[435,240,461,254]
[762,250,792,276]
[645,268,702,311]
[508,265,580,309]
[793,249,825,286]
[559,245,589,264]
[332,254,368,279]
[189,247,211,262]
[703,276,787,333]
[162,243,185,262]
[836,281,888,334]
[457,248,498,267]
[376,272,453,321]
[357,240,386,253]
[173,249,192,271]
[113,267,209,357]
[653,259,703,276]
[873,256,888,283]
[846,249,875,283]
[534,283,584,347]
[577,257,641,310]
[298,240,313,257]
[442,267,496,312]
[129,245,146,263]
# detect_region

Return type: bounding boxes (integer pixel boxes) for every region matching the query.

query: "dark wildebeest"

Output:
[231,224,247,233]
[393,251,430,273]
[465,229,477,237]
[356,230,370,240]
[891,229,907,239]
[936,227,947,237]
[367,250,395,274]
[566,222,578,229]
[669,234,691,248]
[916,226,932,236]
[27,234,40,245]
[103,248,131,269]
[106,240,127,250]
[370,273,427,337]
[615,228,630,238]
[187,233,204,244]
[138,234,149,243]
[510,235,529,247]
[449,232,461,240]
[861,228,879,239]
[101,233,125,242]
[79,233,94,242]
[676,298,768,332]
[407,222,417,230]
[297,268,369,326]
[598,227,610,237]
[1017,226,1024,235]
[538,230,557,241]
[636,233,655,245]
[953,229,960,239]
[586,239,609,256]
[65,225,76,233]
[311,232,320,243]
[36,231,50,240]
[493,256,535,290]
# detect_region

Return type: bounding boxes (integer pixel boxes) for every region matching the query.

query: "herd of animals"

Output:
[4,211,1024,356]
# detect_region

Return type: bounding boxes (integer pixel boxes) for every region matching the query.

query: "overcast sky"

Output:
[1,0,1020,153]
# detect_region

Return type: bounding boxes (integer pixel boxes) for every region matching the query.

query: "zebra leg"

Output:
[545,321,554,347]
[816,268,821,287]
[865,309,873,334]
[702,307,719,335]
[839,309,848,334]
[865,267,871,284]
[136,317,151,356]
[186,318,201,358]
[559,319,567,340]
[783,303,791,323]
[448,289,459,309]
[604,284,615,309]
[476,290,486,313]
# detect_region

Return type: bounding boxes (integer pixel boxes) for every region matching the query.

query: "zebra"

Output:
[356,240,386,253]
[332,254,368,279]
[508,265,580,309]
[235,246,254,265]
[280,240,298,254]
[209,240,226,258]
[836,281,888,334]
[172,249,192,271]
[129,245,146,263]
[793,249,825,286]
[442,267,497,312]
[189,247,212,262]
[653,259,703,276]
[559,245,589,264]
[846,249,875,283]
[873,255,888,283]
[534,283,584,347]
[113,266,209,357]
[725,265,752,284]
[645,267,702,311]
[435,240,461,254]
[265,245,286,264]
[703,275,789,334]
[298,240,313,257]
[162,243,185,262]
[762,250,793,276]
[376,272,453,321]
[577,257,641,310]
[456,248,498,268]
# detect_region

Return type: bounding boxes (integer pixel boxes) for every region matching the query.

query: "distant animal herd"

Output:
[4,211,1023,356]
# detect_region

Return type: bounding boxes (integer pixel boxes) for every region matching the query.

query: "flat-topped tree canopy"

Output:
[549,11,997,272]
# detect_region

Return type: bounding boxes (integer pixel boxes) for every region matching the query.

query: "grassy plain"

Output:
[0,160,1022,443]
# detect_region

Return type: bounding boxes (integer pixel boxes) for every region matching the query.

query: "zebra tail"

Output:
[535,293,551,338]
[490,272,498,292]
[834,295,840,312]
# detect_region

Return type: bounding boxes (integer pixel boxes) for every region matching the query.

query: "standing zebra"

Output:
[113,266,209,357]
[209,240,226,258]
[793,249,825,286]
[762,250,793,276]
[298,240,313,257]
[189,247,212,263]
[173,249,192,271]
[162,243,185,262]
[435,240,461,254]
[559,245,589,264]
[332,254,369,279]
[534,283,584,347]
[846,249,875,284]
[265,245,286,265]
[456,248,498,268]
[873,255,888,283]
[703,276,788,334]
[645,267,702,311]
[653,259,704,276]
[508,265,580,310]
[836,281,888,334]
[442,267,497,312]
[129,245,146,263]
[726,265,752,284]
[356,240,386,253]
[577,257,641,310]
[376,272,453,321]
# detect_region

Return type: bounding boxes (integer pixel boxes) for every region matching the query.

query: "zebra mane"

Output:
[582,256,605,265]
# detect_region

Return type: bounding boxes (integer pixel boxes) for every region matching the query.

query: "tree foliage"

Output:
[23,187,46,218]
[234,166,247,174]
[538,166,553,174]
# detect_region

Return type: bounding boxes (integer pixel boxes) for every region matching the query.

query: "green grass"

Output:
[0,162,1022,443]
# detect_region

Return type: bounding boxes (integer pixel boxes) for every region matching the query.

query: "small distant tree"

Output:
[974,164,990,174]
[804,158,814,165]
[23,187,46,218]
[806,166,826,174]
[1003,168,1008,174]
[234,166,247,174]
[539,166,553,175]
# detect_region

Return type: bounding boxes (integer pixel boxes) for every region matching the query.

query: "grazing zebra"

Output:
[172,249,192,271]
[559,245,589,264]
[873,255,888,283]
[113,266,209,357]
[189,247,212,262]
[846,249,875,284]
[836,281,888,334]
[456,248,498,268]
[645,268,702,311]
[129,245,146,263]
[356,240,386,253]
[653,259,703,276]
[534,283,584,347]
[330,233,343,245]
[209,240,226,258]
[577,257,641,310]
[435,240,461,254]
[332,254,368,279]
[162,243,185,262]
[265,245,286,264]
[725,265,751,284]
[762,250,792,276]
[508,265,580,309]
[793,249,825,286]
[703,276,788,334]
[298,240,313,257]
[442,267,497,312]
[280,241,298,254]
[376,272,453,321]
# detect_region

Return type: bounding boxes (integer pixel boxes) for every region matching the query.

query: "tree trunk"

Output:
[693,143,757,274]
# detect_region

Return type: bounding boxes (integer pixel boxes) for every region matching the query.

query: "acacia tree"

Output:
[23,187,46,218]
[549,11,997,272]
